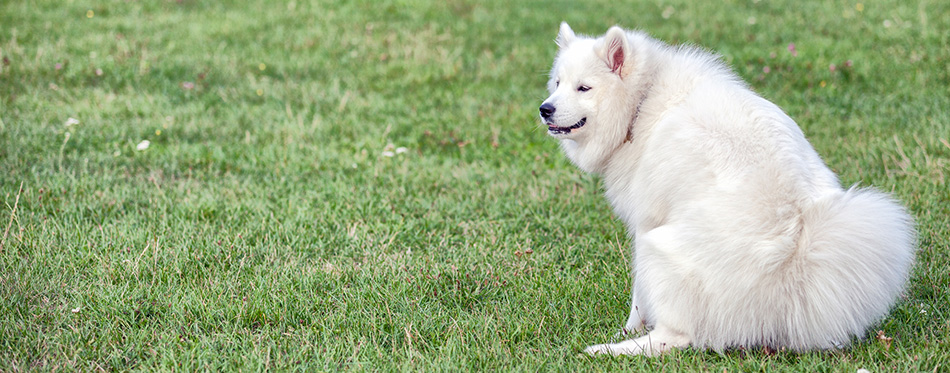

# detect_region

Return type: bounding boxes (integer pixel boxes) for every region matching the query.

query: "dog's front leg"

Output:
[610,276,648,341]
[620,241,650,337]
[621,286,646,335]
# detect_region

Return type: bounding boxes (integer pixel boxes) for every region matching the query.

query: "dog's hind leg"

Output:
[586,324,690,357]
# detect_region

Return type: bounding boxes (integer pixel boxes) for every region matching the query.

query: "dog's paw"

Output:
[584,341,646,356]
[585,327,690,357]
[584,343,617,356]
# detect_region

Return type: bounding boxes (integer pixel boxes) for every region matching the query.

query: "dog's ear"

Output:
[556,22,576,48]
[601,26,629,75]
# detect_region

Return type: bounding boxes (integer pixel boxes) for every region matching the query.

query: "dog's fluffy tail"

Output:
[789,187,916,348]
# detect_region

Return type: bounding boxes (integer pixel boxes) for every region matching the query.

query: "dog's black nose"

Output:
[539,103,556,119]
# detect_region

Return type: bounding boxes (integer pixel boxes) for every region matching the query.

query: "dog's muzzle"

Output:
[547,118,586,134]
[540,103,586,134]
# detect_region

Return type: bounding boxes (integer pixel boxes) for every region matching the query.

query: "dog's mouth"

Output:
[547,117,587,135]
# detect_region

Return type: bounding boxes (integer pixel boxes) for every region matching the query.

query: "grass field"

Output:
[2,0,948,370]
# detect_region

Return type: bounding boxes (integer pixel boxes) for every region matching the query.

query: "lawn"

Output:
[1,0,948,370]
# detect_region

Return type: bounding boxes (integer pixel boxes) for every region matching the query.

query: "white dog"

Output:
[539,23,915,356]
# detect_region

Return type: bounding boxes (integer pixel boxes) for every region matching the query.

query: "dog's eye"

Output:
[577,85,591,92]
[555,80,560,88]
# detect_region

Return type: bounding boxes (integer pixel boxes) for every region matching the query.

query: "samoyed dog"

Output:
[539,23,915,356]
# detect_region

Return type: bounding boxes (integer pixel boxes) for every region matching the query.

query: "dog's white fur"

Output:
[540,23,916,356]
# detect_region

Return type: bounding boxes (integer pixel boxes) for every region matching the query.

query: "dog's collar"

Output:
[625,106,640,143]
[625,82,651,143]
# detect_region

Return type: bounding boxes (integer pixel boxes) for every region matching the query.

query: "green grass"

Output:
[1,0,948,370]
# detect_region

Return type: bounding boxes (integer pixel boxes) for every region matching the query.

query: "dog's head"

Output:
[540,23,642,173]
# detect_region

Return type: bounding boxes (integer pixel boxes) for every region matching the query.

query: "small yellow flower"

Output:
[820,80,827,88]
[86,10,94,18]
[259,63,266,71]
[155,130,162,136]
[856,3,864,12]
[256,89,263,96]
